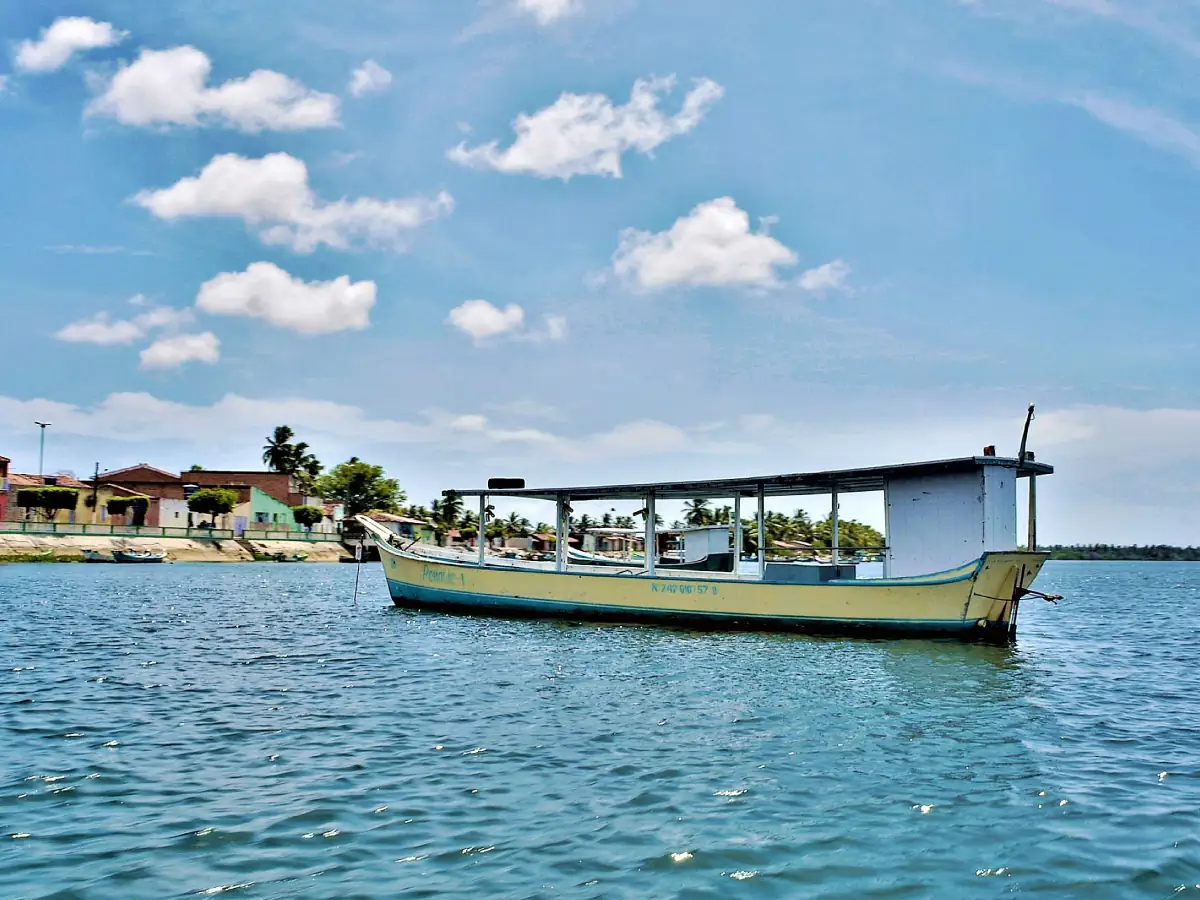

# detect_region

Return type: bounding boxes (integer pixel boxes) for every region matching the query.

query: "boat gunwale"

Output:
[371,531,1029,589]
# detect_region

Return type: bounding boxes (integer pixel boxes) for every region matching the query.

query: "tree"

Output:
[577,513,595,533]
[262,425,296,472]
[16,487,79,522]
[314,458,404,518]
[292,505,326,531]
[683,498,712,526]
[106,495,150,527]
[601,512,614,527]
[188,464,205,471]
[187,488,239,526]
[262,425,324,492]
[504,512,531,537]
[431,493,464,545]
[614,515,635,529]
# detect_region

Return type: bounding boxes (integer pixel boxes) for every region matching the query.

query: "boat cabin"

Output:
[448,452,1052,581]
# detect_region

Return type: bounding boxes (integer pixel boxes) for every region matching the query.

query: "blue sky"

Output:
[3,0,1200,541]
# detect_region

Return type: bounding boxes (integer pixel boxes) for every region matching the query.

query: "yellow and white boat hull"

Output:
[369,526,1047,641]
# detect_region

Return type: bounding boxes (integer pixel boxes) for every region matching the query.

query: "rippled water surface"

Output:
[2,561,1199,898]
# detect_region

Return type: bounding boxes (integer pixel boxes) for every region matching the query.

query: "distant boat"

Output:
[112,549,166,564]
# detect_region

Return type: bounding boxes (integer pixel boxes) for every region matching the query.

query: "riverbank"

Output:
[0,533,353,563]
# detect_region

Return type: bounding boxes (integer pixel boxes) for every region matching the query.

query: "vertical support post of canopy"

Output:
[1027,474,1037,552]
[732,494,742,579]
[645,493,656,577]
[831,484,840,567]
[756,484,766,579]
[478,494,487,567]
[555,494,565,573]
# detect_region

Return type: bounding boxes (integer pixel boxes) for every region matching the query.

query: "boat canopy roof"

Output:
[448,455,1053,501]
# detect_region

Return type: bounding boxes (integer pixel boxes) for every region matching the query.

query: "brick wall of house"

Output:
[183,471,299,506]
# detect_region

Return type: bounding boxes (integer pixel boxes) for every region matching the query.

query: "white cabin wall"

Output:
[981,465,1018,551]
[885,471,987,578]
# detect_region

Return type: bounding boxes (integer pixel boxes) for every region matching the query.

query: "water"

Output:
[1,561,1198,899]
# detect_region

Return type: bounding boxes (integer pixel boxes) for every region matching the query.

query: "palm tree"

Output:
[601,512,614,527]
[431,493,464,545]
[534,522,552,535]
[683,498,712,526]
[504,512,531,537]
[577,514,595,533]
[262,425,295,472]
[615,515,635,529]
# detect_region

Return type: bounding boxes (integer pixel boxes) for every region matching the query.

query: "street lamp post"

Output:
[34,421,51,477]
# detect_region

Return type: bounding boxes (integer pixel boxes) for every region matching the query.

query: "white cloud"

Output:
[87,46,339,132]
[139,333,220,370]
[591,419,688,456]
[348,60,392,97]
[1067,92,1200,166]
[513,0,580,25]
[196,262,376,335]
[448,75,723,180]
[15,17,126,72]
[613,197,798,290]
[445,301,569,345]
[133,153,452,253]
[46,244,153,256]
[0,75,9,94]
[55,314,144,346]
[54,305,194,346]
[447,299,525,342]
[797,259,851,292]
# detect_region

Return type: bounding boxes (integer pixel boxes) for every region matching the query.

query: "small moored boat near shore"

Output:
[359,413,1060,642]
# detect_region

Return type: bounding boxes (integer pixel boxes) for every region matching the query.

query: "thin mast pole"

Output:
[646,493,656,577]
[91,462,99,525]
[35,422,50,477]
[756,484,766,579]
[831,485,840,567]
[478,494,487,567]
[555,495,565,573]
[732,495,742,579]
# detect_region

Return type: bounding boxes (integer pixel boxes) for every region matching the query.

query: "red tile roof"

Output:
[99,463,182,481]
[9,473,87,489]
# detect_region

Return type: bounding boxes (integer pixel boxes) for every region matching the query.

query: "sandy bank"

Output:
[0,533,352,562]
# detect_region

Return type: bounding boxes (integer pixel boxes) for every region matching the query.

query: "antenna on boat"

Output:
[1016,403,1038,552]
[1017,403,1035,468]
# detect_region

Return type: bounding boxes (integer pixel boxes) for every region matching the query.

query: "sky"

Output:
[3,0,1200,542]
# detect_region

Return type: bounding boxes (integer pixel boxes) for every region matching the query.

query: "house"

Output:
[96,464,189,527]
[530,532,580,553]
[583,527,643,554]
[367,512,435,543]
[184,470,311,507]
[233,487,297,535]
[0,456,8,522]
[4,473,90,523]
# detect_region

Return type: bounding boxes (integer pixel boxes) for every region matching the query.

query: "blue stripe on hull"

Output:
[385,579,986,639]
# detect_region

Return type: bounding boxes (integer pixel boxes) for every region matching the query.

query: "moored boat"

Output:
[82,550,113,563]
[112,549,166,564]
[360,428,1059,641]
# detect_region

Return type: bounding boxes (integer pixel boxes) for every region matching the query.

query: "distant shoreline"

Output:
[1044,545,1200,562]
